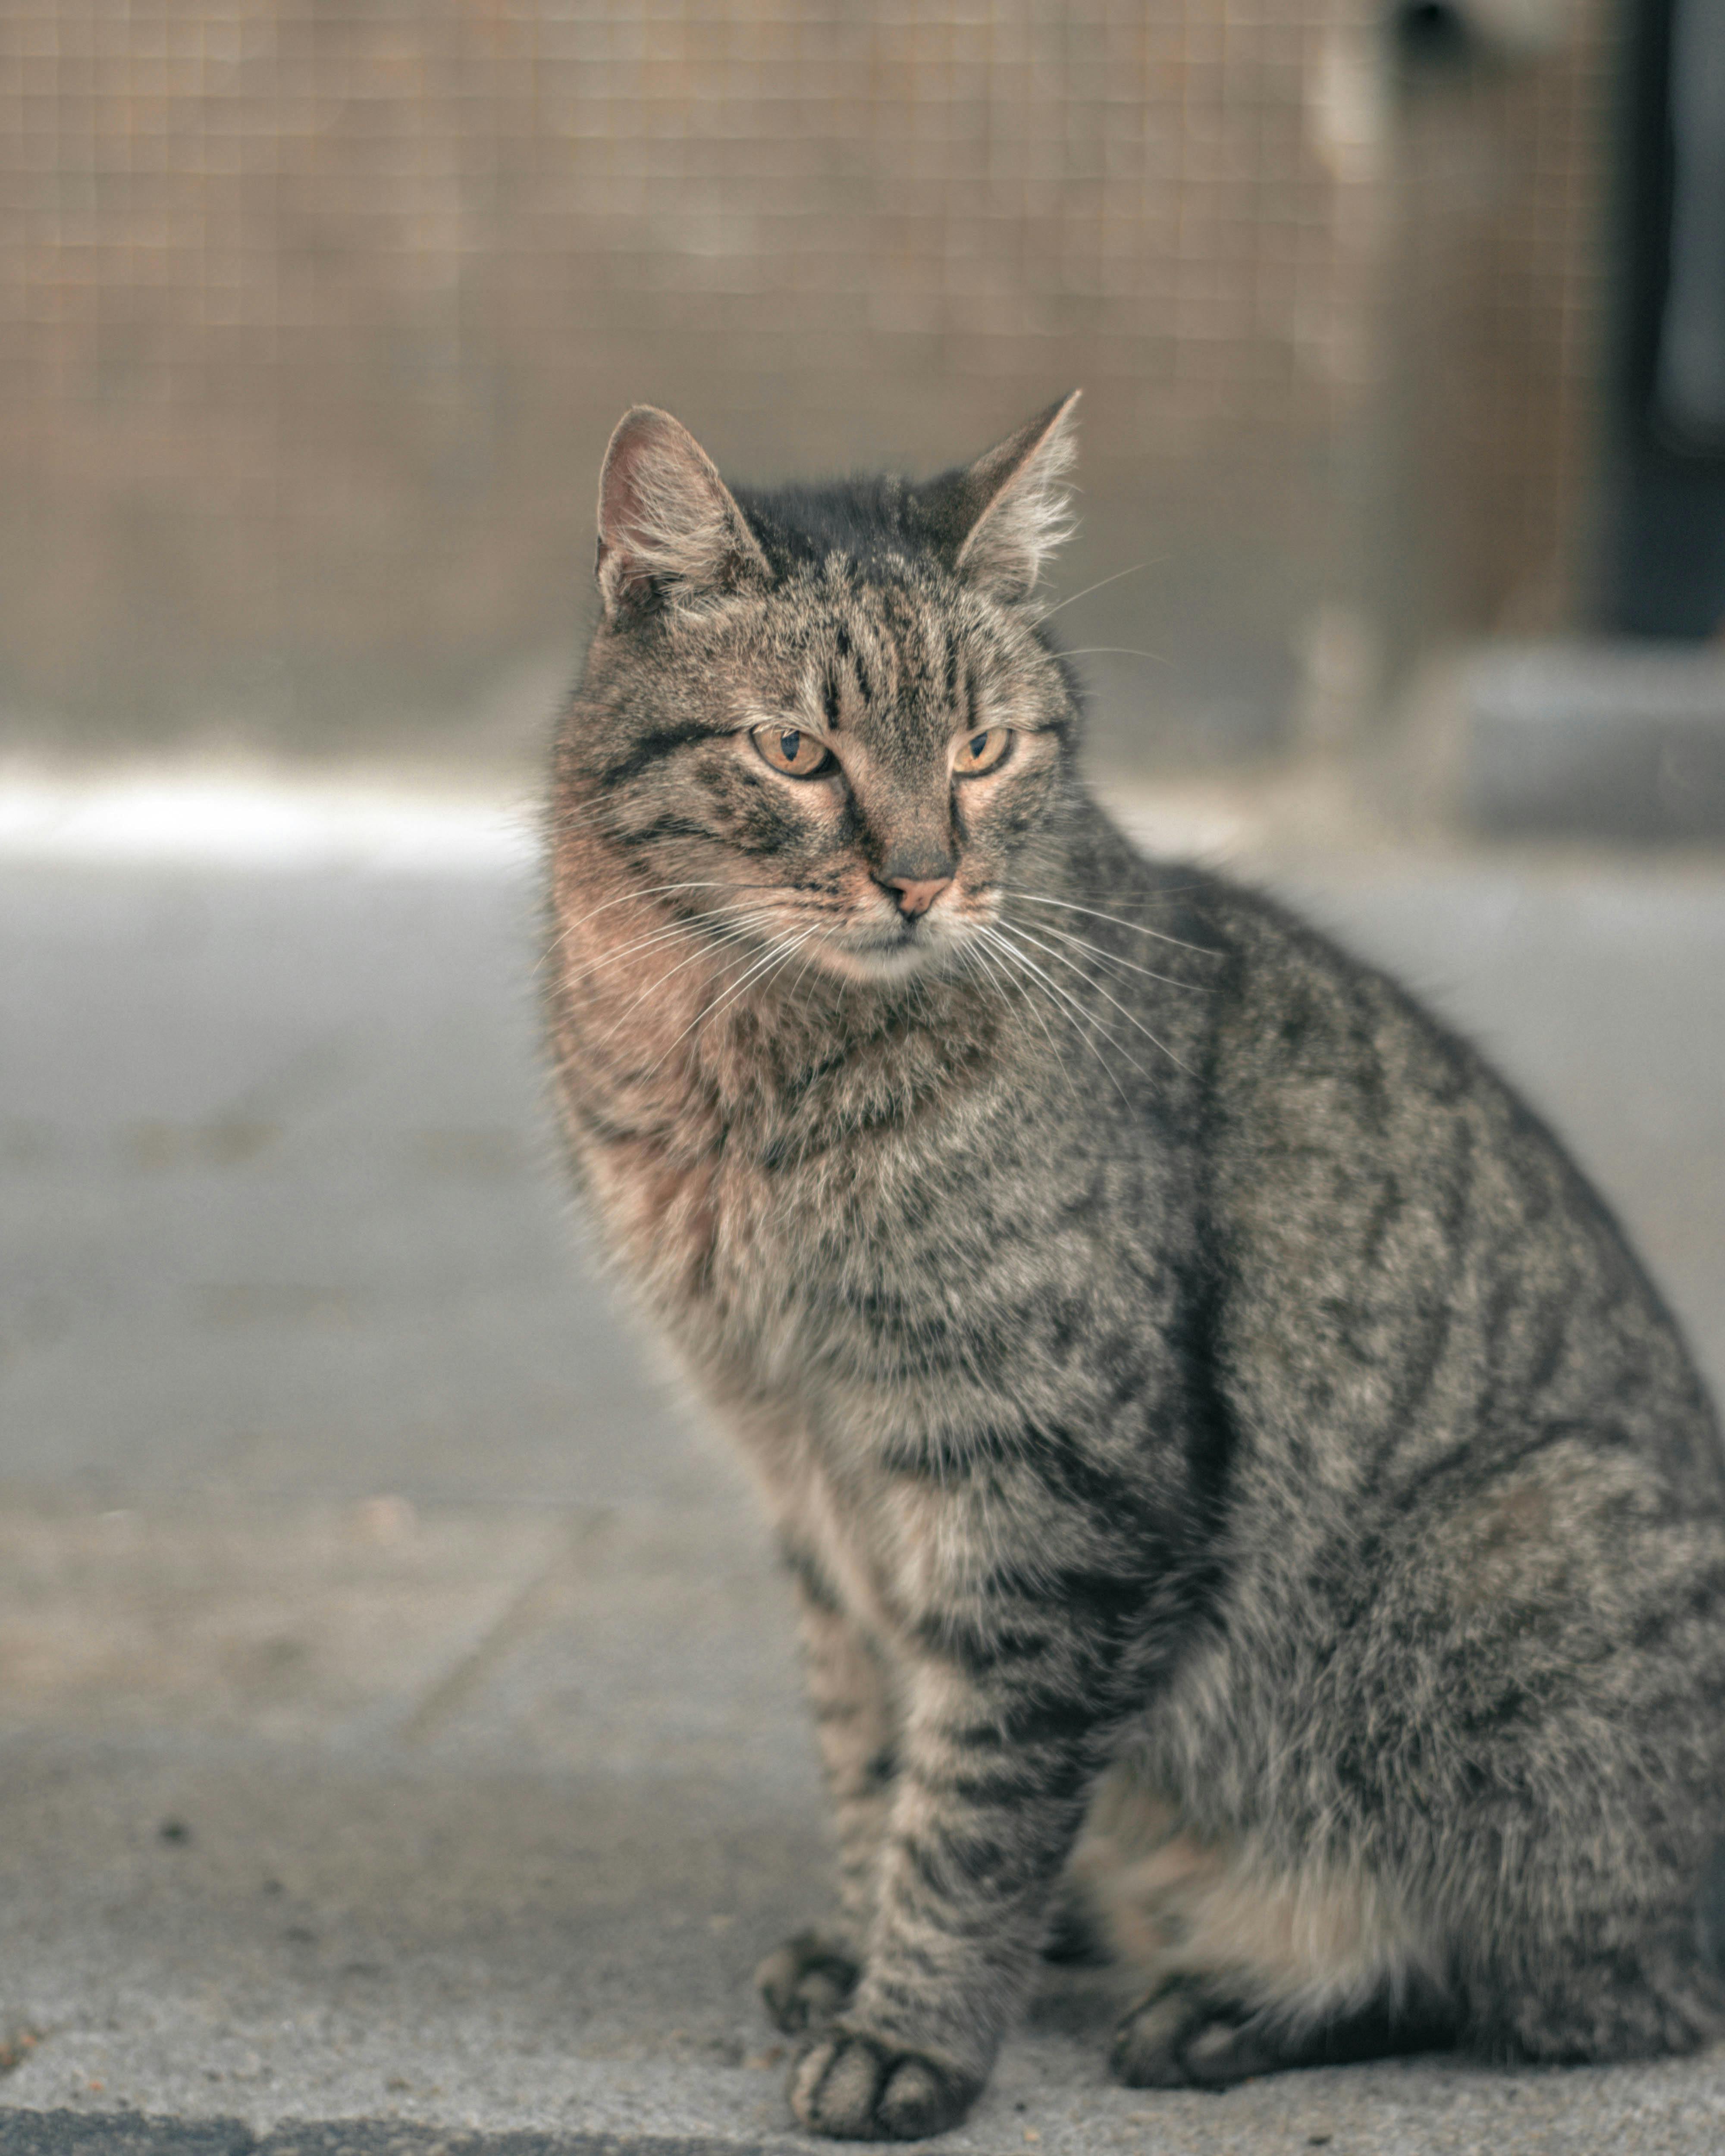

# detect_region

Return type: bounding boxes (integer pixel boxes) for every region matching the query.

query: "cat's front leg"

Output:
[789,1647,1095,2140]
[757,1549,896,2036]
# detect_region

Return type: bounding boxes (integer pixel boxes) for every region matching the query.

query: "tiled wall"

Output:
[0,1,1606,766]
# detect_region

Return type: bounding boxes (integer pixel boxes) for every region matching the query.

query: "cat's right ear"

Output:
[595,407,771,621]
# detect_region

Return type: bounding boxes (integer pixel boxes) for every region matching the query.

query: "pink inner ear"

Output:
[600,417,671,556]
[597,428,661,603]
[953,392,1081,603]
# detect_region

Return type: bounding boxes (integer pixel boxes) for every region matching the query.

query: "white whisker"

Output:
[966,928,1072,1097]
[1052,646,1168,665]
[1004,890,1219,958]
[1001,919,1193,1076]
[1008,915,1208,993]
[645,927,820,1079]
[1028,561,1155,624]
[547,879,742,940]
[562,900,788,980]
[596,914,786,1048]
[542,877,823,962]
[980,926,1142,1109]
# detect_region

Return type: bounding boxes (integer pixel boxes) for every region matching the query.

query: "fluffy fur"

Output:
[545,398,1725,2139]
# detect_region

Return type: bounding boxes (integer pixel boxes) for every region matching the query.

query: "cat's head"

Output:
[561,395,1085,985]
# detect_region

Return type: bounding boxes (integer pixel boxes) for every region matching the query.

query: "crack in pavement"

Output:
[395,1508,616,1748]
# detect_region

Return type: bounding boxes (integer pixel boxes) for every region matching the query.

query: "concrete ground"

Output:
[2,769,1724,2154]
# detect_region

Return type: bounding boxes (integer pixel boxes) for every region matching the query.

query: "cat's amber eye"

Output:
[752,725,836,779]
[953,727,1013,777]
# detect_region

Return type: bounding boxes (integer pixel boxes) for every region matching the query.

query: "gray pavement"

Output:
[2,793,1725,2153]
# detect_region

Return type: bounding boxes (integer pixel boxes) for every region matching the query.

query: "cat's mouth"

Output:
[809,906,979,984]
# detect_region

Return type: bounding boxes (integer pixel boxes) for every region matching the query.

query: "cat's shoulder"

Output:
[1081,814,1412,1008]
[1088,821,1485,1103]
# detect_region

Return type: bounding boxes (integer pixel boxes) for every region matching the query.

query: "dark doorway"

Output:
[1605,0,1725,638]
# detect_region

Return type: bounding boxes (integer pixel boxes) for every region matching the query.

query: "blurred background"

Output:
[2,4,1725,2139]
[2,0,1720,806]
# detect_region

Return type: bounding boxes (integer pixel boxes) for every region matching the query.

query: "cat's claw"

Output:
[755,1930,860,2035]
[1110,1977,1276,2089]
[790,2029,982,2141]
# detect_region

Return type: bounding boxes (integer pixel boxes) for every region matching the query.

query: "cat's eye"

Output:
[752,725,836,779]
[953,727,1013,777]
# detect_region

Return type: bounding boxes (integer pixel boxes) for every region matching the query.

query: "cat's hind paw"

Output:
[755,1929,860,2035]
[789,2029,982,2141]
[1109,1977,1278,2088]
[1110,1973,1451,2086]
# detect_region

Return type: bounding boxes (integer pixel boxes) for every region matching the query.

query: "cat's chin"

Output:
[806,930,969,987]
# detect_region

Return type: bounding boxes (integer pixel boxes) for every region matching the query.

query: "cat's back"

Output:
[1180,865,1723,1510]
[1123,862,1725,1864]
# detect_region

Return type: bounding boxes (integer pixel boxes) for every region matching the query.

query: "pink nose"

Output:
[887,875,952,919]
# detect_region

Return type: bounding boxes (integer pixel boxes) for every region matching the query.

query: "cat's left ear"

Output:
[939,391,1081,604]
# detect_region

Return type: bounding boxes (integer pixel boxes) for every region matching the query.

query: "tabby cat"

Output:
[545,395,1725,2140]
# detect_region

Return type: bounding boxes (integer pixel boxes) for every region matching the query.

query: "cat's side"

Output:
[545,395,1725,2140]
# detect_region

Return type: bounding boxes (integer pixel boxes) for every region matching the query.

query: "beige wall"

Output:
[0,0,1608,772]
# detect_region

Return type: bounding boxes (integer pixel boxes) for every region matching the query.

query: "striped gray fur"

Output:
[544,398,1725,2138]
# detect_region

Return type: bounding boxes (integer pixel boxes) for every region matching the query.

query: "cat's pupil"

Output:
[970,733,988,758]
[781,730,801,761]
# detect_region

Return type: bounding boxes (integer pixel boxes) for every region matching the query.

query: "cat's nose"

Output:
[881,872,953,919]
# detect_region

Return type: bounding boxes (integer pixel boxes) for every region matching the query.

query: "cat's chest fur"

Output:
[550,865,1213,1650]
[580,1058,1034,1633]
[578,1010,1013,1384]
[556,911,1019,1357]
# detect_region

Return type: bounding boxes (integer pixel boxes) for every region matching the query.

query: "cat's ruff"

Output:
[545,398,1725,2139]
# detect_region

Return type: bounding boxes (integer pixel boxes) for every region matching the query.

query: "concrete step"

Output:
[1467,640,1725,841]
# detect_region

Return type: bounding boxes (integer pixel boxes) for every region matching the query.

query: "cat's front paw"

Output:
[1109,1977,1275,2089]
[789,2029,982,2141]
[756,1929,860,2035]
